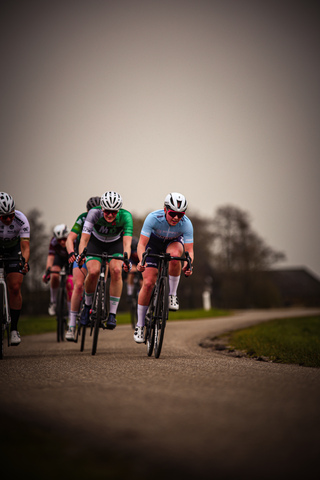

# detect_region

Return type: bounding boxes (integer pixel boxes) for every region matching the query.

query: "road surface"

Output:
[1,308,320,479]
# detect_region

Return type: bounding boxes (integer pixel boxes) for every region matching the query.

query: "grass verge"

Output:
[223,315,320,368]
[17,308,230,336]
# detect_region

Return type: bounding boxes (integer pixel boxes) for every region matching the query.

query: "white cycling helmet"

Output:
[53,224,69,239]
[101,191,123,211]
[0,192,15,215]
[164,192,188,212]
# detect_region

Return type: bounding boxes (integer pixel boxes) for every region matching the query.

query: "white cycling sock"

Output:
[137,304,148,327]
[169,275,180,296]
[109,296,120,315]
[69,310,78,328]
[50,287,58,303]
[85,293,93,306]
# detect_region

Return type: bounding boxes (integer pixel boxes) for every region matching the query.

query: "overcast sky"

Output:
[1,1,319,277]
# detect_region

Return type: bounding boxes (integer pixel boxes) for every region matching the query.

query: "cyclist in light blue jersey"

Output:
[134,192,194,343]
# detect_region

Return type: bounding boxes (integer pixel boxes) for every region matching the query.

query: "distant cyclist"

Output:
[65,196,100,341]
[42,224,71,316]
[0,192,30,346]
[77,191,133,330]
[134,192,194,343]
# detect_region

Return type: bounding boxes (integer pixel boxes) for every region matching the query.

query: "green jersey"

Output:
[82,207,133,243]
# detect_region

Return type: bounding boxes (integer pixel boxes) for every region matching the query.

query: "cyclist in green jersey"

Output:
[65,196,100,341]
[78,191,133,330]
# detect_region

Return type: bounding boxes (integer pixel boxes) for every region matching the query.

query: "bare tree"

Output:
[212,205,285,272]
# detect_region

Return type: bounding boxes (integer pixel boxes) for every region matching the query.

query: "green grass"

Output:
[224,316,320,368]
[17,308,230,336]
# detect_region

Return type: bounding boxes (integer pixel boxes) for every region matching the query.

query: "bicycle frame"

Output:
[0,252,24,358]
[78,249,129,355]
[142,248,192,358]
[47,264,69,342]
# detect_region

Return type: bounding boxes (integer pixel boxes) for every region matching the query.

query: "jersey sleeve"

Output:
[71,212,86,235]
[121,210,133,236]
[183,218,194,244]
[82,208,101,235]
[140,213,154,238]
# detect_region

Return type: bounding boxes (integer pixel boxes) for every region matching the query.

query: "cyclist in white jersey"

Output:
[134,192,194,343]
[0,192,30,345]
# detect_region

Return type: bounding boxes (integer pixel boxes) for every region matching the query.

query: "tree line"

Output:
[22,205,286,314]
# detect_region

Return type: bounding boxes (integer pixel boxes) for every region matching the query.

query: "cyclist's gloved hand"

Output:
[22,262,30,274]
[76,253,86,267]
[42,271,50,284]
[183,263,193,277]
[122,261,132,273]
[68,251,76,264]
[137,261,146,272]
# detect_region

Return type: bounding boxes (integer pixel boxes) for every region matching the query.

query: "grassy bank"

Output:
[17,308,230,336]
[223,315,320,368]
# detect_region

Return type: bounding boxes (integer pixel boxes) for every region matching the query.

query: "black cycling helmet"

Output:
[86,196,100,211]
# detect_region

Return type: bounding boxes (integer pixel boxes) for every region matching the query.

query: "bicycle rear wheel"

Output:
[154,276,169,359]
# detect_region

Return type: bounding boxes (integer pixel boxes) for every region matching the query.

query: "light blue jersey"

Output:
[141,210,193,244]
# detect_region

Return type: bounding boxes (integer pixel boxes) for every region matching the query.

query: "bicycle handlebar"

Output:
[141,247,193,273]
[0,251,26,270]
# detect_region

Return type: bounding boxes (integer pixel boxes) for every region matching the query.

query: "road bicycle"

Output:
[46,264,72,342]
[78,248,130,355]
[0,251,24,359]
[141,247,192,359]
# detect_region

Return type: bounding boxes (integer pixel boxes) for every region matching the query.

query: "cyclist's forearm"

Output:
[123,235,132,260]
[137,235,149,262]
[20,239,30,263]
[78,232,90,255]
[66,231,77,254]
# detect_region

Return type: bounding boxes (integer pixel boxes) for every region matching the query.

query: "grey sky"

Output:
[1,1,320,277]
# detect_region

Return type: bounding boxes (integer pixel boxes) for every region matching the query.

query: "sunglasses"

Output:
[0,213,15,220]
[167,210,185,219]
[103,209,118,215]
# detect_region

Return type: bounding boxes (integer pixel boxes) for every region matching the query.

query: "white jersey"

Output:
[0,210,30,248]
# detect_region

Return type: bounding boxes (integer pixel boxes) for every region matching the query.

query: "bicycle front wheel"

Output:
[154,276,169,359]
[145,288,156,357]
[92,280,104,356]
[56,287,67,342]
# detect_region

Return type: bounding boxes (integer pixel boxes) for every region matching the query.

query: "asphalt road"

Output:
[1,308,320,480]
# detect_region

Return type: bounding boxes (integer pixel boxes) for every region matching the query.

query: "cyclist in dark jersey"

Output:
[65,196,100,341]
[78,191,133,330]
[0,192,30,346]
[42,224,70,315]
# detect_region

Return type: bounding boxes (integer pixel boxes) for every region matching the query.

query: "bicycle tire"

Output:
[154,276,169,358]
[92,279,104,356]
[80,323,86,351]
[75,297,84,343]
[56,287,67,342]
[146,287,156,357]
[0,284,5,359]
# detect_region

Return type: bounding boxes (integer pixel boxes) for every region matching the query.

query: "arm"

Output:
[66,231,78,263]
[183,242,194,276]
[122,235,132,272]
[20,238,30,273]
[78,232,91,257]
[136,234,149,272]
